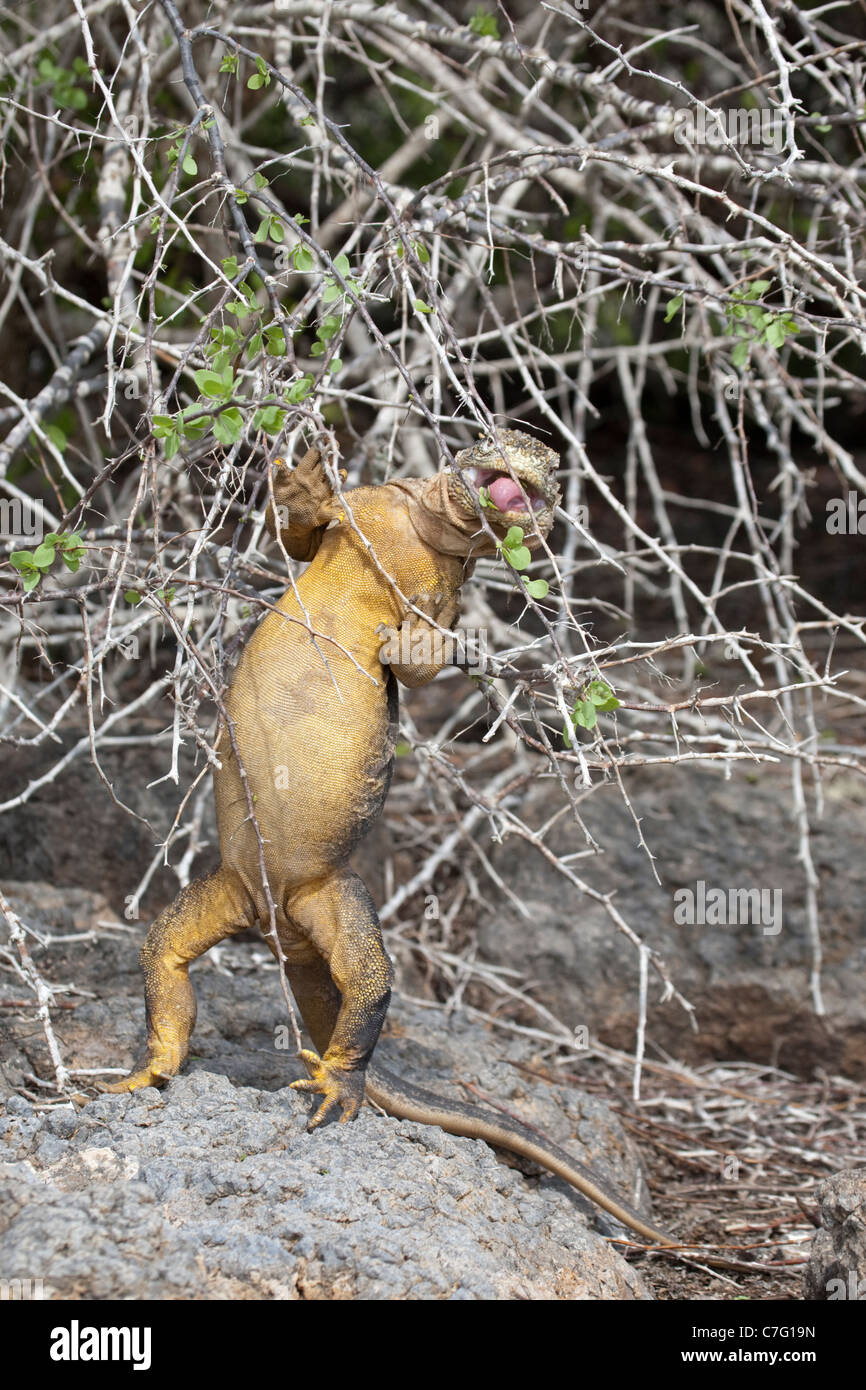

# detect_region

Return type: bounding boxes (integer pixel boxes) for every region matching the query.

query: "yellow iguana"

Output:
[105,428,674,1248]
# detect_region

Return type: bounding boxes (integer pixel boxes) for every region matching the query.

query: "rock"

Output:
[0,1065,650,1301]
[804,1169,866,1301]
[0,883,653,1299]
[472,764,866,1073]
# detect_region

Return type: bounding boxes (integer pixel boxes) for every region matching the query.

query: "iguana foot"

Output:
[99,1057,179,1093]
[291,1048,365,1128]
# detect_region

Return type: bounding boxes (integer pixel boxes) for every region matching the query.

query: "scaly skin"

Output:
[104,429,675,1248]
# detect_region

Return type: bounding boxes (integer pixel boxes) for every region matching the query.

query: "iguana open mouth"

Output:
[468,465,547,514]
[445,428,561,530]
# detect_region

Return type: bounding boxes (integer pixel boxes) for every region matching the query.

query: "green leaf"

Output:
[182,154,197,177]
[269,217,284,244]
[731,339,749,368]
[504,526,525,547]
[585,679,620,712]
[253,218,270,244]
[664,294,683,322]
[247,57,271,90]
[292,245,314,273]
[124,589,141,604]
[10,550,35,571]
[253,172,269,189]
[264,323,287,356]
[287,375,314,403]
[327,357,342,374]
[253,405,287,435]
[413,298,432,314]
[221,256,239,278]
[524,577,549,599]
[573,699,598,730]
[60,535,85,572]
[213,408,244,446]
[219,53,238,75]
[32,541,57,569]
[321,284,341,304]
[750,279,772,295]
[469,9,499,37]
[22,570,41,592]
[333,253,350,275]
[179,408,210,441]
[505,545,531,570]
[193,368,232,398]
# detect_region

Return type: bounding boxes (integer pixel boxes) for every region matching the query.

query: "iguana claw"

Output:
[291,1048,366,1129]
[99,1060,176,1093]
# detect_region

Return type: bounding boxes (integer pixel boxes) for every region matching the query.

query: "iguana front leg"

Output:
[285,869,393,1127]
[384,589,462,688]
[266,446,344,562]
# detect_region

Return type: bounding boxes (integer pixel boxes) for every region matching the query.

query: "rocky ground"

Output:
[1,740,864,1300]
[0,882,657,1300]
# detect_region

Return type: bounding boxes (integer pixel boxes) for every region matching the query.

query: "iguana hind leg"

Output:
[284,869,393,1128]
[104,865,255,1092]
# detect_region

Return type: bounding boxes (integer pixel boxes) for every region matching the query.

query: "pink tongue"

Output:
[489,476,527,512]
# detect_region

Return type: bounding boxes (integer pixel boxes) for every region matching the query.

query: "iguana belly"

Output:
[214,595,396,914]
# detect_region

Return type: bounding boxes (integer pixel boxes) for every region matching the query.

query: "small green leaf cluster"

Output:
[37,55,90,111]
[665,281,800,367]
[562,680,620,744]
[247,57,271,90]
[498,526,549,600]
[11,532,85,592]
[469,10,500,38]
[723,281,799,366]
[166,133,198,179]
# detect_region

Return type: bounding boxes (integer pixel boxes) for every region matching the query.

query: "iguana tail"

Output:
[366,1062,675,1247]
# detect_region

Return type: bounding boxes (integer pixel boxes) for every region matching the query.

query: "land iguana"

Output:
[105,428,674,1249]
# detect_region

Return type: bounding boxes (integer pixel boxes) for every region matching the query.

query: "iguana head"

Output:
[447,429,561,540]
[392,427,560,559]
